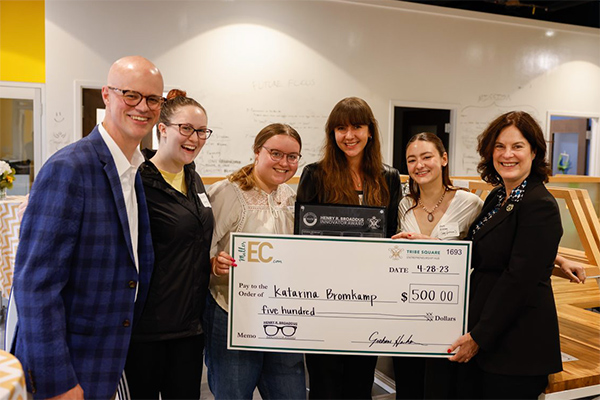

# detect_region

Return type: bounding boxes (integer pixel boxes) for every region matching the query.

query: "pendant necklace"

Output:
[418,188,447,222]
[351,170,362,189]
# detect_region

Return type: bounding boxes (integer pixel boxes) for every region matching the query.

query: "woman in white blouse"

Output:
[392,132,483,399]
[203,123,306,400]
[396,132,483,242]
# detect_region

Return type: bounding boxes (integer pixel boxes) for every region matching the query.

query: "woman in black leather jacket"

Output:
[297,97,402,399]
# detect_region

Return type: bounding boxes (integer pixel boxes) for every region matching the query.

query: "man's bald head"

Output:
[107,56,163,88]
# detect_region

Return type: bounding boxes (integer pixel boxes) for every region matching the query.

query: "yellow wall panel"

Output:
[0,99,14,156]
[0,0,45,83]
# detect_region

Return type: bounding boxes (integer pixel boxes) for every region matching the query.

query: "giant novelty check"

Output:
[228,233,471,357]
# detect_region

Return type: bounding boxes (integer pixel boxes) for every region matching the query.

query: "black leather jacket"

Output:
[296,162,402,237]
[132,150,214,342]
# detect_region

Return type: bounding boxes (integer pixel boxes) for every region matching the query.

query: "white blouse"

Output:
[207,179,296,311]
[398,190,483,240]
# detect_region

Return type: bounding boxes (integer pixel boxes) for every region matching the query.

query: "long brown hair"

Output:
[477,111,550,185]
[316,97,389,206]
[157,89,206,142]
[403,132,453,217]
[229,123,302,191]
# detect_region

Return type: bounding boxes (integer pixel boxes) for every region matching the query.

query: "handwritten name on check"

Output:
[228,233,471,357]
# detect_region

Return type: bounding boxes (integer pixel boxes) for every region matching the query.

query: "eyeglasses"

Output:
[262,146,302,164]
[108,87,165,110]
[263,324,297,337]
[165,123,213,140]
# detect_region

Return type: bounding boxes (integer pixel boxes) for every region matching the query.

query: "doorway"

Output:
[0,83,43,195]
[392,107,451,175]
[82,88,104,138]
[549,115,597,176]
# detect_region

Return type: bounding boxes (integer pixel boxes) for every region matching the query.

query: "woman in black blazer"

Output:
[449,111,563,399]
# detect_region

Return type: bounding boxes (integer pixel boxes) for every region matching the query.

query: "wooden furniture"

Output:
[548,187,600,278]
[460,180,600,279]
[542,277,600,399]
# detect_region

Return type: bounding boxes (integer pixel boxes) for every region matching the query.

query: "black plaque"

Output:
[294,203,387,237]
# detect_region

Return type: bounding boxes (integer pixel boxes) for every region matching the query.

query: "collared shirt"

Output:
[98,124,144,281]
[471,179,528,239]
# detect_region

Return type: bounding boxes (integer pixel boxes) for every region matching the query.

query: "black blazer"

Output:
[467,175,563,376]
[297,162,402,237]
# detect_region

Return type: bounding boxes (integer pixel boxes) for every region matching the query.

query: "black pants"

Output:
[456,360,549,399]
[393,357,425,399]
[393,357,458,399]
[124,334,205,400]
[306,353,377,399]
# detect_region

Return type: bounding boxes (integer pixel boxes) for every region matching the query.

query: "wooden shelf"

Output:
[547,278,600,394]
[461,179,600,278]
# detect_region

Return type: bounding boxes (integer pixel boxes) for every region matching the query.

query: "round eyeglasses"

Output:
[166,123,213,140]
[108,86,165,110]
[262,146,302,164]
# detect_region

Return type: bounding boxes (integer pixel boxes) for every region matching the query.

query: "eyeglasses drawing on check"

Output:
[263,324,297,337]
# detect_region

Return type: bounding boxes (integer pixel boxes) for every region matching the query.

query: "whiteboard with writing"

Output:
[44,0,600,176]
[455,94,539,175]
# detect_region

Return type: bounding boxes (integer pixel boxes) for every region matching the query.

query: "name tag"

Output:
[198,193,212,208]
[438,222,459,239]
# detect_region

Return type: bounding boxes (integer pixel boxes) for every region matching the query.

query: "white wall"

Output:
[45,0,600,176]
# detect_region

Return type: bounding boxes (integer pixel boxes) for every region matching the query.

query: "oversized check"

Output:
[228,233,471,357]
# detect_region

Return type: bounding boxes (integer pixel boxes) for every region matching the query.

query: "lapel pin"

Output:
[506,204,514,212]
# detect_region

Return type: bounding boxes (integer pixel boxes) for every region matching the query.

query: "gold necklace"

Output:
[418,188,447,222]
[350,170,363,189]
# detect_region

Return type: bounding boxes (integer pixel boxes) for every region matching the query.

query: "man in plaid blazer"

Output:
[12,56,163,399]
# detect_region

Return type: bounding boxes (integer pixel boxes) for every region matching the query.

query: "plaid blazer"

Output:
[13,127,154,399]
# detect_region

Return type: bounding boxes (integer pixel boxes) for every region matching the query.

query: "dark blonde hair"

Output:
[316,97,388,206]
[229,123,302,191]
[477,111,550,185]
[157,89,206,141]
